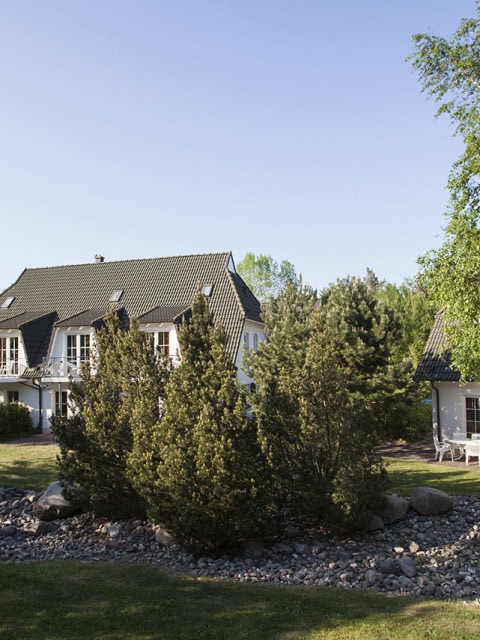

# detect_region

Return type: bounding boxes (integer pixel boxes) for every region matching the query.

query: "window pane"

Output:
[158,331,170,356]
[80,335,90,361]
[67,335,77,363]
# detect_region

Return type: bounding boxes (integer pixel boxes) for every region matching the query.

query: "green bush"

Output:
[0,402,33,440]
[133,293,277,552]
[52,312,168,520]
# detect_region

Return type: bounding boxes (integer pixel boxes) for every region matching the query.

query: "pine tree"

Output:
[246,280,317,510]
[249,277,391,530]
[297,321,387,530]
[136,292,274,551]
[53,312,168,519]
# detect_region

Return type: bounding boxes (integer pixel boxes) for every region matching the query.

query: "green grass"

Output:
[0,442,58,490]
[0,561,479,640]
[1,447,480,638]
[385,459,480,498]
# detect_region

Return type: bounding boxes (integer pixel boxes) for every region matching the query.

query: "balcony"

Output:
[40,358,83,379]
[0,361,27,378]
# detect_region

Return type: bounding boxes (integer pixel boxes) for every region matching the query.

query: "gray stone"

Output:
[366,514,385,531]
[0,525,17,537]
[154,526,177,546]
[106,523,122,538]
[398,556,416,578]
[375,493,409,525]
[242,540,264,560]
[32,482,80,521]
[410,487,453,516]
[294,543,311,555]
[23,520,53,536]
[380,557,397,574]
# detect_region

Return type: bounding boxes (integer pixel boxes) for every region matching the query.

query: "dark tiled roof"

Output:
[138,305,191,324]
[55,309,112,327]
[0,252,258,364]
[0,311,58,367]
[228,271,263,323]
[415,311,460,382]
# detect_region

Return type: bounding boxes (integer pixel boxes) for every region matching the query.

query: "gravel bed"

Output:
[1,486,480,603]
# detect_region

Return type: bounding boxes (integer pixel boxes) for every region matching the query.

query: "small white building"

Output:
[416,310,480,441]
[0,252,265,432]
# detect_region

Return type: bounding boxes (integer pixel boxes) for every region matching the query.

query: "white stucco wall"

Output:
[139,323,180,363]
[235,320,266,387]
[433,381,480,439]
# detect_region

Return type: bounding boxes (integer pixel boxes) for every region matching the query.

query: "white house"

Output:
[0,252,265,432]
[415,310,480,441]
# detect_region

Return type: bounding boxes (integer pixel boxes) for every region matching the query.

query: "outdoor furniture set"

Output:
[433,433,480,465]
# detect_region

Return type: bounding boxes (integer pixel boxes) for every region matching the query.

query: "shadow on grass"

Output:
[386,459,480,498]
[0,457,58,491]
[0,562,477,640]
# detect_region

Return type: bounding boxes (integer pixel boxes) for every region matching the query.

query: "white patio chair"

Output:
[443,437,465,460]
[433,435,454,462]
[465,441,480,465]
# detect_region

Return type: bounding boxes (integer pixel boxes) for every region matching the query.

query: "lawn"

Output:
[2,443,480,639]
[1,561,479,640]
[0,441,58,490]
[385,458,480,498]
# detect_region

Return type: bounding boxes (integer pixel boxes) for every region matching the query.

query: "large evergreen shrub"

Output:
[248,278,389,531]
[52,312,168,519]
[133,293,275,551]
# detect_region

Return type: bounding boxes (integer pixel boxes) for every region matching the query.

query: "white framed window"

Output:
[466,397,480,436]
[66,334,91,367]
[55,391,68,416]
[8,390,19,403]
[243,332,250,351]
[0,336,19,375]
[146,331,171,357]
[157,331,170,356]
[253,334,258,351]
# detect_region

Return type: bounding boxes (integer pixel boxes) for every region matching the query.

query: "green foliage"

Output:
[249,278,389,531]
[52,312,168,519]
[236,252,298,300]
[410,3,480,380]
[376,279,436,367]
[0,402,33,440]
[135,293,274,551]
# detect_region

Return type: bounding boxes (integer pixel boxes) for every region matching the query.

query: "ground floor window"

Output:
[466,397,480,436]
[7,391,19,403]
[55,391,68,416]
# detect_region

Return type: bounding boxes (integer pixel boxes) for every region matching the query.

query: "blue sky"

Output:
[0,1,475,292]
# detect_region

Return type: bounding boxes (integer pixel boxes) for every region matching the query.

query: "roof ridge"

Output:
[20,252,232,273]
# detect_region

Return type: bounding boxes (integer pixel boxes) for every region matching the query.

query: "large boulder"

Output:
[32,481,81,521]
[409,486,452,516]
[154,526,177,547]
[375,493,409,525]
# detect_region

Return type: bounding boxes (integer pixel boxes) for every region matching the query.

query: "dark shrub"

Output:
[0,402,33,440]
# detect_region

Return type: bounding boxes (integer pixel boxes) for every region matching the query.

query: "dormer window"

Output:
[202,284,213,297]
[1,296,15,309]
[109,289,123,303]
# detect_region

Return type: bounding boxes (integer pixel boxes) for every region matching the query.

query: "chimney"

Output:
[95,254,105,263]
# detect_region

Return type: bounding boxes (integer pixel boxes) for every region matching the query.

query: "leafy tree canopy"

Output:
[410,1,480,380]
[236,252,298,300]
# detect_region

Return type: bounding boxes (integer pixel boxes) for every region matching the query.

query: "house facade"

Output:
[0,252,265,432]
[415,310,480,440]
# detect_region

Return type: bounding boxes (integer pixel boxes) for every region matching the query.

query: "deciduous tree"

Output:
[410,2,480,380]
[236,252,297,300]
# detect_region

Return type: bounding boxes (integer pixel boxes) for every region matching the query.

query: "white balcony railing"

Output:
[0,361,27,377]
[40,358,83,378]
